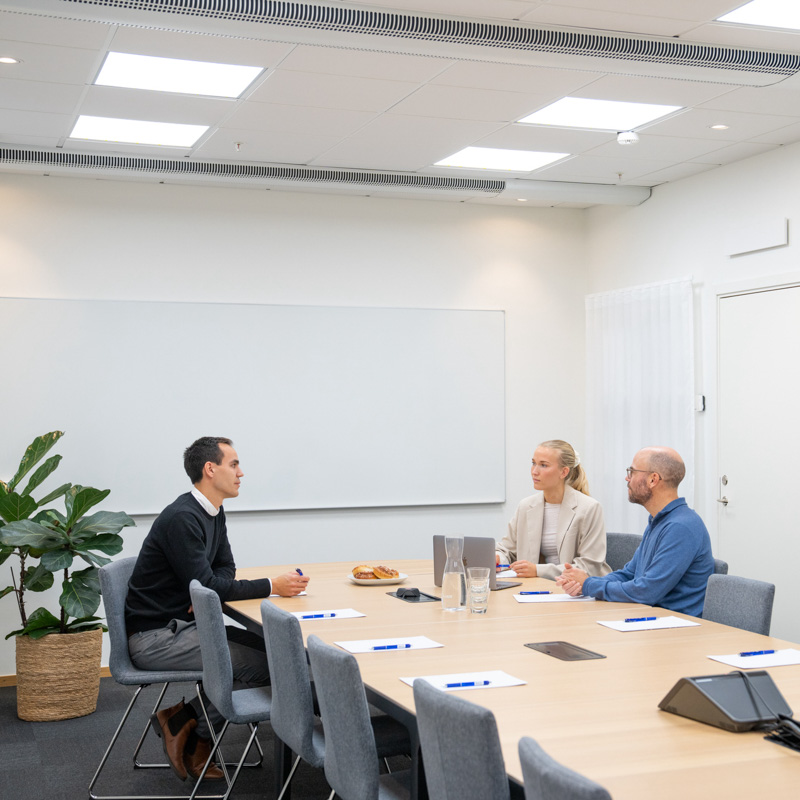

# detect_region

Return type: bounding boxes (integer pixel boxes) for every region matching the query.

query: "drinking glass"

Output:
[467,567,491,614]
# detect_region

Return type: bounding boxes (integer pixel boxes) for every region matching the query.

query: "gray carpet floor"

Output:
[0,677,337,800]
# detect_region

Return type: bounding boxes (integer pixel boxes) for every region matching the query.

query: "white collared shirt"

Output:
[191,486,220,517]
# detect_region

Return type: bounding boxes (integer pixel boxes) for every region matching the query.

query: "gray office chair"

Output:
[702,574,775,635]
[90,557,205,800]
[188,580,273,800]
[260,599,326,800]
[606,532,728,576]
[413,678,510,800]
[604,532,641,571]
[518,737,611,800]
[306,634,410,800]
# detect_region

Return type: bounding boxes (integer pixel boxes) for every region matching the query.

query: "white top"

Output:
[191,486,220,517]
[541,502,561,564]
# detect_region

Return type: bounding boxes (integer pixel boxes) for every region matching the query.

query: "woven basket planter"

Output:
[15,628,103,721]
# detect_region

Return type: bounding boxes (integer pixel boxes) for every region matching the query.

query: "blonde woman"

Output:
[495,440,610,580]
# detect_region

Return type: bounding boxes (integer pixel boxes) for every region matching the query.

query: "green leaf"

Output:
[71,566,100,592]
[0,492,38,524]
[65,486,110,528]
[41,548,73,571]
[74,550,112,568]
[23,606,61,630]
[70,511,136,539]
[0,479,7,496]
[34,508,66,526]
[0,545,14,566]
[0,585,14,600]
[7,432,64,492]
[23,563,55,592]
[36,483,71,508]
[60,575,101,619]
[74,532,124,556]
[21,454,62,498]
[0,519,66,550]
[66,616,106,633]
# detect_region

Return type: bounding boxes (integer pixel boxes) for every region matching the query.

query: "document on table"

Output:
[270,591,307,597]
[335,636,443,654]
[497,568,518,578]
[707,648,800,669]
[514,593,595,603]
[291,608,365,620]
[598,616,700,632]
[400,670,525,692]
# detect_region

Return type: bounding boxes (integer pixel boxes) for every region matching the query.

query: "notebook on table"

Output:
[432,535,521,591]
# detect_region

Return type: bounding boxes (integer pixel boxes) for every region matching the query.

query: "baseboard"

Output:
[0,666,111,687]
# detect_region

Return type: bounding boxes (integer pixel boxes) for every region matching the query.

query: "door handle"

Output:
[716,496,729,506]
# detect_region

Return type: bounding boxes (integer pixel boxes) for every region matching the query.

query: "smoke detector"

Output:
[617,130,640,145]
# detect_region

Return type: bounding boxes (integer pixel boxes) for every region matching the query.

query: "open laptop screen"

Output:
[432,535,520,591]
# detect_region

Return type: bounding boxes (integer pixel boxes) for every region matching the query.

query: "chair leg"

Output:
[276,754,301,800]
[187,721,261,800]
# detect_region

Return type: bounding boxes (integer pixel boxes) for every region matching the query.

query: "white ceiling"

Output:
[2,0,800,207]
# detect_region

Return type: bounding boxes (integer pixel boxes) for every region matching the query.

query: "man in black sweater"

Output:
[126,436,309,782]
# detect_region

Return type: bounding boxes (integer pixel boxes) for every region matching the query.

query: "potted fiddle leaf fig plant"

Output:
[0,431,136,720]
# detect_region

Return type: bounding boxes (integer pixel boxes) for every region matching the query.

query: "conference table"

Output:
[226,560,800,799]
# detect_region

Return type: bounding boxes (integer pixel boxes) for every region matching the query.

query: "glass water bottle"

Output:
[441,536,467,612]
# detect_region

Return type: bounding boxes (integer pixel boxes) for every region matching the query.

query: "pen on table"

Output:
[301,613,336,619]
[519,591,551,595]
[625,617,656,622]
[296,568,304,576]
[372,644,413,651]
[446,680,491,688]
[497,564,510,570]
[739,649,775,657]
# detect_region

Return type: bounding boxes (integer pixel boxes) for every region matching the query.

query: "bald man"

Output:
[557,447,713,616]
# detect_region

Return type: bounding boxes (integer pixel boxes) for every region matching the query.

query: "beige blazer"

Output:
[495,484,611,580]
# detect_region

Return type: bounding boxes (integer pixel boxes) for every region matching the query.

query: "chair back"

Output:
[189,579,235,718]
[702,574,775,635]
[413,678,510,800]
[307,634,380,800]
[604,532,641,571]
[261,599,323,768]
[518,737,611,800]
[713,558,729,575]
[99,557,139,683]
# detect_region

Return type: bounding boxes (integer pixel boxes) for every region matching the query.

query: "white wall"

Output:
[0,173,589,675]
[585,140,800,547]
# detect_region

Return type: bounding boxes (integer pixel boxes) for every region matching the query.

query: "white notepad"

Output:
[707,648,800,669]
[291,608,365,620]
[598,615,700,632]
[400,670,525,692]
[335,636,443,654]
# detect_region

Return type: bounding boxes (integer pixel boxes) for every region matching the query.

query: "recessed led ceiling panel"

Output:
[435,146,569,171]
[519,97,683,131]
[70,115,209,147]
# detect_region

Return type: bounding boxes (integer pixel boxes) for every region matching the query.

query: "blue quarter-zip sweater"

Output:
[581,498,713,616]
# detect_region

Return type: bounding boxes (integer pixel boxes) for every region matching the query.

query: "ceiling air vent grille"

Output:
[60,0,800,76]
[0,148,504,193]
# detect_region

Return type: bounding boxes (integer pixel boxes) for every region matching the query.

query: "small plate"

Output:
[348,572,408,586]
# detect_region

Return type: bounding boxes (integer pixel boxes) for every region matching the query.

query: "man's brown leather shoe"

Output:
[150,700,196,781]
[184,735,225,782]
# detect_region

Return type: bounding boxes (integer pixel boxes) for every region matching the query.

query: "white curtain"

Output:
[585,278,695,534]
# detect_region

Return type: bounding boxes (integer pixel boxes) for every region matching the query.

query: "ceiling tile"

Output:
[574,74,734,107]
[0,10,111,49]
[80,85,235,126]
[628,160,718,185]
[389,84,555,122]
[519,5,699,36]
[222,102,376,137]
[690,140,779,165]
[646,107,800,141]
[277,43,448,81]
[476,123,613,152]
[0,76,84,114]
[249,70,419,112]
[196,128,342,164]
[430,61,601,94]
[536,152,676,181]
[586,133,727,160]
[0,39,100,84]
[311,114,504,171]
[0,107,73,138]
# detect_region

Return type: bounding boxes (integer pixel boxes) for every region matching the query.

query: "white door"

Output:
[718,285,800,643]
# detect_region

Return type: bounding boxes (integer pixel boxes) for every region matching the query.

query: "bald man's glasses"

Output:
[626,467,654,479]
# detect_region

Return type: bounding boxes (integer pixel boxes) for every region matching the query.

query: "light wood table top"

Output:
[228,559,800,799]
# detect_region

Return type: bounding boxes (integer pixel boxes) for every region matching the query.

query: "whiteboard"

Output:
[1,298,505,514]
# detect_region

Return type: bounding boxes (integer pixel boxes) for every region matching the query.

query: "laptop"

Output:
[433,535,521,591]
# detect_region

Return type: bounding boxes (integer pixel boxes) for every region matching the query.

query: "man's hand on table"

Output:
[272,571,310,596]
[556,564,588,596]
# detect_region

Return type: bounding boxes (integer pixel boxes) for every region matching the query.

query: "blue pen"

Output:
[625,617,657,622]
[296,568,304,576]
[497,564,510,569]
[301,613,336,619]
[740,649,775,657]
[519,591,551,595]
[446,680,491,688]
[372,644,413,651]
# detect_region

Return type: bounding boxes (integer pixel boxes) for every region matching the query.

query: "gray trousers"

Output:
[129,618,269,738]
